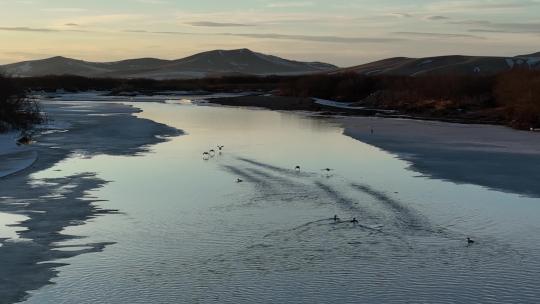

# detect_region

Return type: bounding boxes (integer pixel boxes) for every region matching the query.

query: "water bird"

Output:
[351,217,359,224]
[295,165,301,171]
[218,145,224,151]
[202,152,210,159]
[333,215,340,222]
[322,168,333,172]
[467,237,475,244]
[209,149,216,156]
[236,178,243,183]
[16,134,32,146]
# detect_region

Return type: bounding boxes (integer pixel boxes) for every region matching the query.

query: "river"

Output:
[2,94,539,303]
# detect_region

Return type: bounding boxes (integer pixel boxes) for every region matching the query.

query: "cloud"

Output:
[427,15,450,20]
[186,21,254,27]
[136,0,168,3]
[427,0,540,11]
[267,2,314,8]
[41,7,87,13]
[125,29,404,43]
[394,31,484,39]
[124,29,150,33]
[0,26,86,33]
[451,20,540,33]
[467,29,509,33]
[388,12,413,18]
[0,26,56,32]
[223,33,403,43]
[56,14,146,27]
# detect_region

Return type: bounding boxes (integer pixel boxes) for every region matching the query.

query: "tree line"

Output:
[0,75,42,132]
[2,69,539,131]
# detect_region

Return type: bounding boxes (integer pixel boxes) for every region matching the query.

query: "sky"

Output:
[0,0,539,66]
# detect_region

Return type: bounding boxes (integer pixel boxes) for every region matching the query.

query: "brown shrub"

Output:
[0,75,43,132]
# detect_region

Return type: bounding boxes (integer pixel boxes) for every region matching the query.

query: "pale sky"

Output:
[1,0,539,66]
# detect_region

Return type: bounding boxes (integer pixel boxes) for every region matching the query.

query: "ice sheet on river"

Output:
[0,99,182,303]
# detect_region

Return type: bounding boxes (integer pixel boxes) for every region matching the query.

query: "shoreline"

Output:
[208,94,509,127]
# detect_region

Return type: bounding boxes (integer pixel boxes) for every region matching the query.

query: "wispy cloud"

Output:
[394,31,484,39]
[186,21,254,27]
[132,30,405,43]
[223,33,403,43]
[0,26,85,33]
[136,0,169,4]
[427,15,450,20]
[451,20,540,33]
[124,29,151,33]
[267,2,314,8]
[427,0,540,11]
[41,7,87,13]
[387,12,413,18]
[0,26,53,32]
[56,14,146,27]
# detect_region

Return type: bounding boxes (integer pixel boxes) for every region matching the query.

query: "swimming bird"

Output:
[467,237,475,244]
[351,217,358,224]
[295,165,301,171]
[202,152,210,159]
[209,149,216,156]
[322,168,333,172]
[16,134,32,146]
[218,145,224,151]
[333,215,340,222]
[236,178,243,183]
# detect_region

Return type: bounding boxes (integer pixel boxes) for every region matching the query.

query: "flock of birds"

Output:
[201,145,476,246]
[202,145,225,160]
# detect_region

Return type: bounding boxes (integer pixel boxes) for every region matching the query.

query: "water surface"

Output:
[17,99,540,303]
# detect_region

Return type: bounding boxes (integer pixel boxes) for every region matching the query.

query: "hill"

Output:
[0,49,337,79]
[335,53,540,76]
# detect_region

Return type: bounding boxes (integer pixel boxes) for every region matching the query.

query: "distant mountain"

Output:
[3,49,539,79]
[334,53,540,76]
[0,49,337,79]
[518,52,540,57]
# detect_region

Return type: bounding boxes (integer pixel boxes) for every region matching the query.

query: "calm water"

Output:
[17,100,540,303]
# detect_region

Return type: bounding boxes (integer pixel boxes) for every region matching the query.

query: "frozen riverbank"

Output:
[0,100,181,303]
[340,116,540,197]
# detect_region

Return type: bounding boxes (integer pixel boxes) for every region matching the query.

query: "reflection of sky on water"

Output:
[20,101,540,303]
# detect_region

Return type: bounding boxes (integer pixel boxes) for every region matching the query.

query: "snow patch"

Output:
[313,98,365,110]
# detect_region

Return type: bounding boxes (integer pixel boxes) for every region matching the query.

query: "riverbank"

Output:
[208,95,510,125]
[0,100,182,303]
[210,95,384,115]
